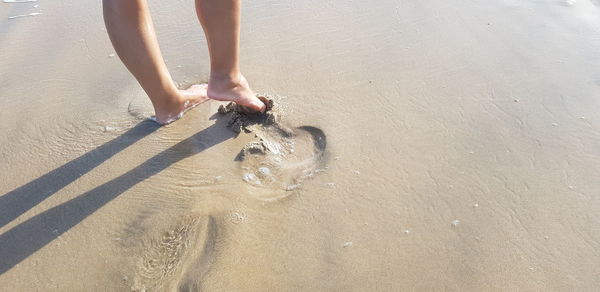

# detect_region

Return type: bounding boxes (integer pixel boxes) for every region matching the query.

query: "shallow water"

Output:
[2,0,600,290]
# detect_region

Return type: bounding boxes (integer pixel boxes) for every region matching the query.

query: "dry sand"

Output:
[2,0,600,290]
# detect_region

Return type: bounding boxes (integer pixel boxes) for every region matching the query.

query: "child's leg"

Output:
[195,0,266,112]
[102,0,208,124]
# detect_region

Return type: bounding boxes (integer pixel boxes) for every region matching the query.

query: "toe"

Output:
[250,97,266,112]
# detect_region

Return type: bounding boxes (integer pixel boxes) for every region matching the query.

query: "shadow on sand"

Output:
[0,114,236,275]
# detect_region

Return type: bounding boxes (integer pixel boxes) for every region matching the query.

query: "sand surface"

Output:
[2,0,600,290]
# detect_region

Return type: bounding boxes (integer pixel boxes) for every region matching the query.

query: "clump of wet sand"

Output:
[217,95,279,133]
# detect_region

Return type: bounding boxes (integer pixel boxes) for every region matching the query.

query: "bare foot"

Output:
[153,84,209,125]
[207,74,266,112]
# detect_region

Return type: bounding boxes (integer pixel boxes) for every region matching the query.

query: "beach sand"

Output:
[1,0,600,290]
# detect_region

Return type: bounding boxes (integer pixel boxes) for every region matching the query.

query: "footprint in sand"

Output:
[217,96,327,200]
[131,216,217,292]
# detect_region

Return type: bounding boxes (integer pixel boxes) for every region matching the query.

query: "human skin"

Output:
[102,0,265,125]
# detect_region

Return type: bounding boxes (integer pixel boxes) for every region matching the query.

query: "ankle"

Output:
[152,92,184,113]
[209,71,243,88]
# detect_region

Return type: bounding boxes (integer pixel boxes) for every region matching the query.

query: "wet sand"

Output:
[2,0,600,290]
